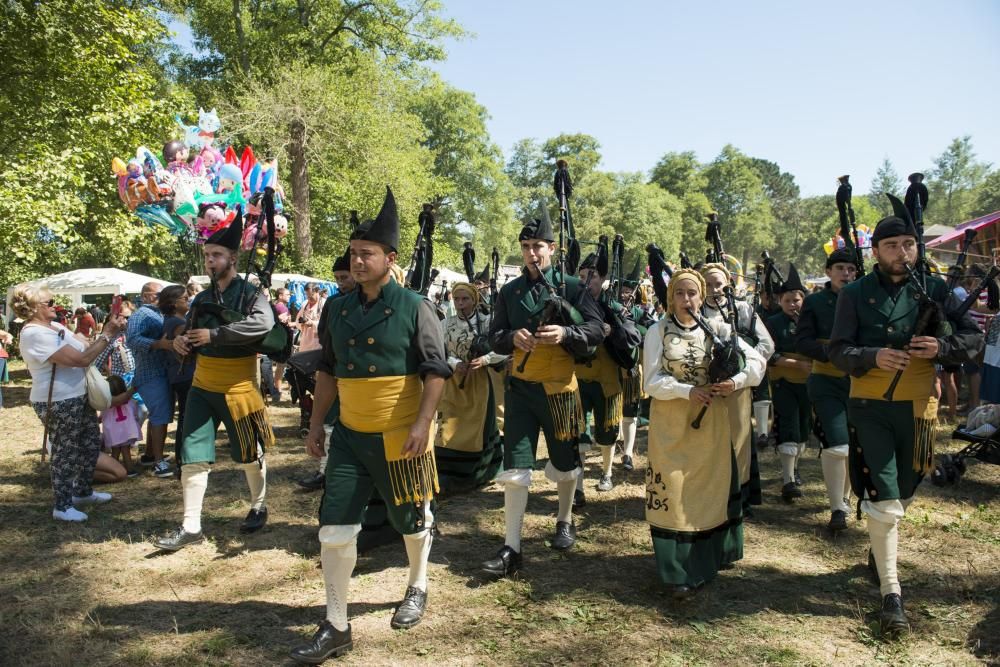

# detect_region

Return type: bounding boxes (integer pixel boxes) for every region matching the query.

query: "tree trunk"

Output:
[289,119,311,261]
[232,0,250,75]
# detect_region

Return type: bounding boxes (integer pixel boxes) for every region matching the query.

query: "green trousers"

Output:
[772,379,811,443]
[504,377,580,472]
[848,398,923,502]
[807,374,850,447]
[318,421,426,535]
[181,386,262,464]
[578,379,618,447]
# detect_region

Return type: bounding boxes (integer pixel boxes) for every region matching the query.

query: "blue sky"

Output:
[431,0,1000,196]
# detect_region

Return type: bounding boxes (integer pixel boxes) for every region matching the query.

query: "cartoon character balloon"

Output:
[823,225,873,257]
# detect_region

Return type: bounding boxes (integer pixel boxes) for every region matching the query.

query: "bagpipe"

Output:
[458,242,493,389]
[836,175,866,275]
[406,203,436,295]
[645,242,673,306]
[188,188,293,363]
[882,177,998,400]
[687,306,745,429]
[595,235,641,369]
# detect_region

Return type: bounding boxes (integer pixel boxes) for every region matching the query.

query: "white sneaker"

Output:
[53,507,88,522]
[72,491,112,505]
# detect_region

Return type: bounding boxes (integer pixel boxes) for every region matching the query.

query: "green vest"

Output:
[191,277,260,358]
[840,271,950,349]
[766,311,799,355]
[801,286,838,340]
[499,266,586,331]
[324,278,423,378]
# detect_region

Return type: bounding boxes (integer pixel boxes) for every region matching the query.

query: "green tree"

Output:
[868,157,901,217]
[970,169,1000,218]
[701,145,775,270]
[0,0,186,289]
[177,0,463,260]
[927,135,991,226]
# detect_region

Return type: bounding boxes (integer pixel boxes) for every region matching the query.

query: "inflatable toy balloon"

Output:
[273,214,288,239]
[195,202,231,242]
[217,164,243,195]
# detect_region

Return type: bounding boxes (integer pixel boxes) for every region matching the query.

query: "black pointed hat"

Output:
[332,246,351,272]
[351,186,399,252]
[579,252,598,272]
[518,203,555,243]
[874,193,918,245]
[778,263,806,293]
[473,264,490,284]
[625,255,644,285]
[205,208,244,250]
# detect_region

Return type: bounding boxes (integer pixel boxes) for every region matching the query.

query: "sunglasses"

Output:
[46,299,56,307]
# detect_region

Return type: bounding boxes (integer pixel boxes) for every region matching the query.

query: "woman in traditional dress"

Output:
[642,269,765,598]
[435,282,506,494]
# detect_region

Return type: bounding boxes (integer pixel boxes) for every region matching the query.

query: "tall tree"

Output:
[648,151,712,259]
[868,157,902,217]
[0,0,186,288]
[927,135,991,226]
[970,169,1000,218]
[701,145,775,269]
[178,0,463,260]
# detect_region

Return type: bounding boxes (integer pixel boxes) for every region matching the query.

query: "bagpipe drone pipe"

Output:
[687,307,746,430]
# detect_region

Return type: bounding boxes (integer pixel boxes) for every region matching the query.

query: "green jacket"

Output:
[190,277,273,358]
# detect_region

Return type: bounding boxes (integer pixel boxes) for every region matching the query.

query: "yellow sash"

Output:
[850,358,938,476]
[338,374,439,505]
[512,344,583,441]
[810,339,846,377]
[438,365,490,453]
[770,353,810,383]
[193,355,274,461]
[576,346,624,430]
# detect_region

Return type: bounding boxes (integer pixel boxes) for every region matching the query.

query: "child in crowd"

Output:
[101,375,144,477]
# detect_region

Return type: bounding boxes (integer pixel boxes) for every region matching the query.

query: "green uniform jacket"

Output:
[488,265,605,358]
[765,311,800,361]
[189,277,274,358]
[795,284,838,363]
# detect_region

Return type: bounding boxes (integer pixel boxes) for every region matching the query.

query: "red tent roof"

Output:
[926,210,1000,247]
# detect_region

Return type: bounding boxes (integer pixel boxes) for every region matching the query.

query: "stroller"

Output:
[934,427,1000,486]
[286,349,323,437]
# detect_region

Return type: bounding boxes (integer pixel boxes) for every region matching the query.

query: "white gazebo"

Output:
[187,273,330,290]
[6,268,177,313]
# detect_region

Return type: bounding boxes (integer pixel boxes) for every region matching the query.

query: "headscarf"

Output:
[666,268,706,314]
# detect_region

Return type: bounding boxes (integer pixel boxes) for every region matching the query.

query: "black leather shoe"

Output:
[240,507,268,533]
[794,468,803,486]
[622,455,634,472]
[154,527,204,552]
[390,586,427,629]
[297,472,325,491]
[481,546,522,577]
[829,509,848,532]
[289,620,353,664]
[879,593,909,638]
[572,489,586,510]
[781,482,802,502]
[550,521,576,551]
[667,582,703,600]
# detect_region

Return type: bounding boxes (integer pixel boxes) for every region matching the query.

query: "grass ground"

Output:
[1,358,997,666]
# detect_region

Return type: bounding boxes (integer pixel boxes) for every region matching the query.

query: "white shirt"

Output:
[20,323,87,402]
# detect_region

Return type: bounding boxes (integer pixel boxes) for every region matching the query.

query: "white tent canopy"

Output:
[187,273,330,290]
[6,268,177,313]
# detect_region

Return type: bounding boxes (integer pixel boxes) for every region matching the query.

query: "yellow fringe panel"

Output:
[338,374,439,505]
[849,358,936,401]
[912,397,938,476]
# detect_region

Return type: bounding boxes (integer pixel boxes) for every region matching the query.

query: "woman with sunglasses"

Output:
[13,285,125,522]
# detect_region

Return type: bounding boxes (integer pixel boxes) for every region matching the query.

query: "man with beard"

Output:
[830,214,981,637]
[794,248,858,531]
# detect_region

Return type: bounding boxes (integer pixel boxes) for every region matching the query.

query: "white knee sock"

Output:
[404,529,433,591]
[753,401,771,438]
[503,484,529,553]
[844,471,853,503]
[820,446,850,513]
[318,452,328,475]
[777,442,797,484]
[621,417,637,457]
[181,463,210,534]
[319,526,360,632]
[242,459,267,510]
[797,441,807,463]
[869,517,901,597]
[601,445,614,477]
[575,471,585,492]
[556,479,575,523]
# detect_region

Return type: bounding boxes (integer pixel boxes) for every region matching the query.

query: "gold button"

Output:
[870,489,878,496]
[346,363,354,370]
[887,326,894,333]
[856,447,862,453]
[862,467,869,474]
[367,337,375,344]
[368,365,376,373]
[341,309,347,316]
[384,308,392,315]
[348,338,355,346]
